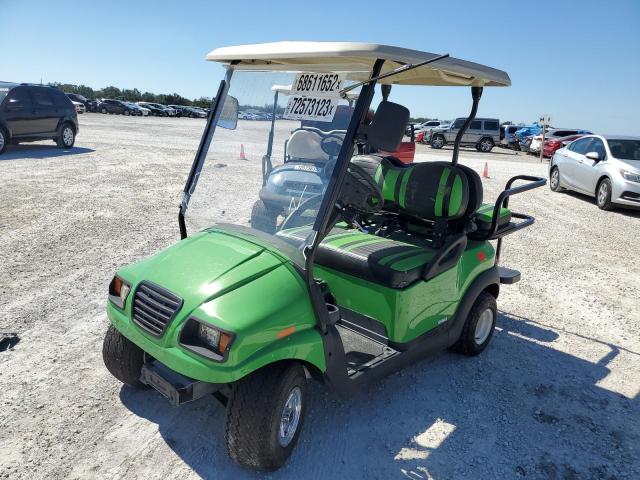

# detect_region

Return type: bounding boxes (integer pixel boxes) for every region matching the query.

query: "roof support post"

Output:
[452,86,483,166]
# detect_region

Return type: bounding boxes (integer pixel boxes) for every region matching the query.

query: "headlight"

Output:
[109,275,131,309]
[180,318,234,361]
[620,169,640,183]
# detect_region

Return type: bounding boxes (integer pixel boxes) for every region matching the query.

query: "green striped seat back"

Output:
[370,158,470,220]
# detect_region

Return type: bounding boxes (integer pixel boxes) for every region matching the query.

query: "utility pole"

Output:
[539,115,550,162]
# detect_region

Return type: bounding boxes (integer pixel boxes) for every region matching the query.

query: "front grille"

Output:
[132,281,183,337]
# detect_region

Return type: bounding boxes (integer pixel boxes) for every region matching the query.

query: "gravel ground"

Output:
[1,114,638,480]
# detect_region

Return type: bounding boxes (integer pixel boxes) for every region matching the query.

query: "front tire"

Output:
[56,123,75,149]
[430,134,445,149]
[0,128,7,154]
[101,107,108,114]
[452,291,497,356]
[102,324,147,388]
[250,200,279,234]
[596,178,614,211]
[225,363,307,471]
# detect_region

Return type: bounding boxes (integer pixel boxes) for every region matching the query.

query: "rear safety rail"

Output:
[479,175,546,241]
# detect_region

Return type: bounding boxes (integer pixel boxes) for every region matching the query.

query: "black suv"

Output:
[0,82,79,154]
[99,99,138,115]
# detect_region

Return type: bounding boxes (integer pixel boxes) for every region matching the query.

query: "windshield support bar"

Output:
[451,86,483,166]
[339,53,449,98]
[262,90,279,184]
[306,59,385,334]
[179,68,234,239]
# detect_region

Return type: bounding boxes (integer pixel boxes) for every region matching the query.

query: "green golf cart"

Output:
[103,42,545,471]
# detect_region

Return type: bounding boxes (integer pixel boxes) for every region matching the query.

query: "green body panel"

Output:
[476,203,511,223]
[109,228,326,384]
[315,240,495,343]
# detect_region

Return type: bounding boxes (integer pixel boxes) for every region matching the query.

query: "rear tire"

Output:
[596,178,614,211]
[478,138,494,153]
[225,363,307,471]
[430,134,445,149]
[56,123,75,149]
[102,324,147,388]
[549,166,563,192]
[250,200,279,234]
[452,291,497,356]
[101,107,107,114]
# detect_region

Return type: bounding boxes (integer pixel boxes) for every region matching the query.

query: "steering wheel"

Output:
[278,162,383,232]
[339,162,383,214]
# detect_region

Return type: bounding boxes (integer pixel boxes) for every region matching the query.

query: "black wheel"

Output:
[0,127,7,154]
[430,134,445,149]
[596,178,614,211]
[124,110,130,116]
[478,137,494,153]
[102,324,147,388]
[225,363,307,471]
[56,123,75,149]
[549,166,563,192]
[250,200,279,234]
[452,291,497,356]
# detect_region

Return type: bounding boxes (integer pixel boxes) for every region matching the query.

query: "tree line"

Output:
[49,82,214,109]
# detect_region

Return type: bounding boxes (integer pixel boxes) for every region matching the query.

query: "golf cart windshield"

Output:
[184,70,362,258]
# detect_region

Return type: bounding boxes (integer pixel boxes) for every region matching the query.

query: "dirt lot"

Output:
[1,114,639,480]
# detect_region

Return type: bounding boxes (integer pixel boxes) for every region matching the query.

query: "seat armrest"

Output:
[422,234,468,282]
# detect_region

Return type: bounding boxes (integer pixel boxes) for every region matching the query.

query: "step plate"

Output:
[499,266,521,284]
[336,324,398,376]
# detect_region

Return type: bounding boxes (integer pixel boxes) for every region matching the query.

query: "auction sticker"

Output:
[283,96,340,122]
[290,72,344,97]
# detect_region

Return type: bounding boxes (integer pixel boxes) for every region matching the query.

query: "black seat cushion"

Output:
[352,156,470,221]
[278,225,437,289]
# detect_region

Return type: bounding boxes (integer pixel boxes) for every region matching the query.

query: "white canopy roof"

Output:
[207,42,510,87]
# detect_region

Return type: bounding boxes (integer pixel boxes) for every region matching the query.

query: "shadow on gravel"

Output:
[0,144,95,160]
[119,311,637,480]
[562,190,640,218]
[431,145,519,157]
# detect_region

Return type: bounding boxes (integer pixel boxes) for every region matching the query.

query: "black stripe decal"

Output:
[393,169,405,204]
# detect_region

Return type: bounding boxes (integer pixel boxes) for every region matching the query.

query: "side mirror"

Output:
[585,151,601,162]
[218,95,239,130]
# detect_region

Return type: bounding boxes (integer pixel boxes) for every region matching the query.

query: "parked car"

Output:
[71,101,86,114]
[123,102,149,116]
[430,117,500,152]
[170,105,207,118]
[529,128,592,154]
[66,93,92,111]
[136,102,165,116]
[549,135,640,210]
[87,99,102,112]
[0,82,78,154]
[406,120,442,136]
[500,125,522,148]
[99,99,138,115]
[542,134,585,158]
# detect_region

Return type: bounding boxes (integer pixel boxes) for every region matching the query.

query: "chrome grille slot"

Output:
[132,281,183,337]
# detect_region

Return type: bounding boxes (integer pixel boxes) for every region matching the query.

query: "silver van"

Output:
[430,117,500,152]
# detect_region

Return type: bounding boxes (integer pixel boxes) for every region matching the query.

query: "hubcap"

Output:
[474,308,494,345]
[551,169,559,189]
[0,131,4,149]
[598,183,608,205]
[481,140,491,151]
[433,137,443,148]
[278,386,302,447]
[62,127,74,146]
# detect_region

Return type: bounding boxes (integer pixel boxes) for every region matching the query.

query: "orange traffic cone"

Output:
[482,161,490,179]
[239,144,247,160]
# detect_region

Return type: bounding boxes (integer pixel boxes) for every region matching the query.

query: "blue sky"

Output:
[1,0,638,134]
